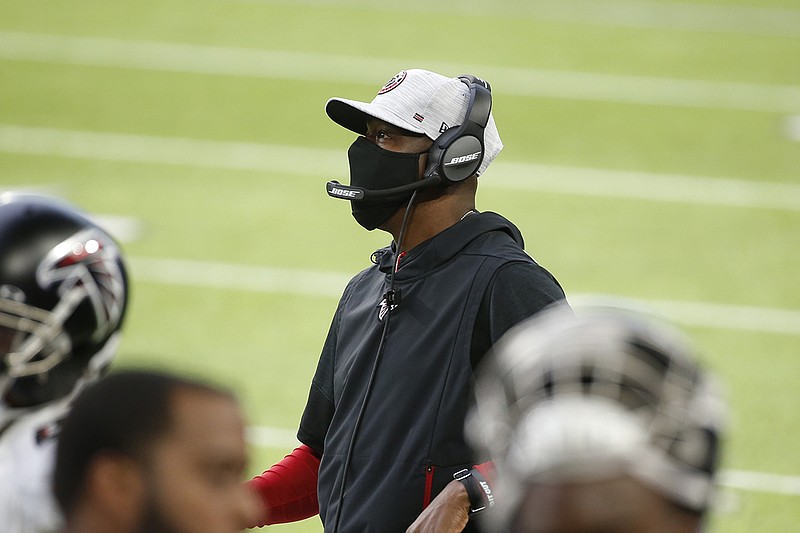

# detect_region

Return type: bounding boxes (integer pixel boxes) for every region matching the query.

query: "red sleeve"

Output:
[246,444,321,527]
[473,460,495,485]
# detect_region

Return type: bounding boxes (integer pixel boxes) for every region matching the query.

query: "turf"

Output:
[1,1,798,530]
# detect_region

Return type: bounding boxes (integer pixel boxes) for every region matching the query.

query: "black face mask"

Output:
[347,137,425,230]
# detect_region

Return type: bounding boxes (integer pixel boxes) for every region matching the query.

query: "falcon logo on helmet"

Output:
[37,229,126,346]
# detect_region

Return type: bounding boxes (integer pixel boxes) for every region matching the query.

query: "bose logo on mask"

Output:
[444,151,482,167]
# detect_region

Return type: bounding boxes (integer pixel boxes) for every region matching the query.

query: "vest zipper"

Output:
[423,461,435,509]
[394,250,407,273]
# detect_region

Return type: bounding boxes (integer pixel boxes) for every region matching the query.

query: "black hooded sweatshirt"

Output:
[298,211,566,532]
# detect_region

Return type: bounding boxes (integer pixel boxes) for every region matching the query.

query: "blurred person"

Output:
[53,369,261,533]
[467,300,727,533]
[0,192,128,532]
[248,69,566,532]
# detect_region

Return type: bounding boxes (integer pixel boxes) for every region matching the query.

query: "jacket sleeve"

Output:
[471,261,567,367]
[297,305,339,453]
[247,444,322,526]
[296,273,359,452]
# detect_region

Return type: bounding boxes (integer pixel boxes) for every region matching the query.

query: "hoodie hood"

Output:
[375,211,525,279]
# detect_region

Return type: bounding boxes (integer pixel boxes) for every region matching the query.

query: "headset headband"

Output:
[423,75,492,184]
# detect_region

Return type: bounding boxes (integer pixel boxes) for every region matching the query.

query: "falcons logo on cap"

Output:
[378,71,407,94]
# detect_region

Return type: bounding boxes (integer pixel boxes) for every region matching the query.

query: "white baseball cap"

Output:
[326,69,503,176]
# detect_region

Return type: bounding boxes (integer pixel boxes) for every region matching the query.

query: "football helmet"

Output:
[0,192,128,411]
[467,299,727,530]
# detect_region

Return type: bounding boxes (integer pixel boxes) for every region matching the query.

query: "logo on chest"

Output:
[377,289,402,322]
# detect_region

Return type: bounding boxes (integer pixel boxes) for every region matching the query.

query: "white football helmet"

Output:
[467,299,727,531]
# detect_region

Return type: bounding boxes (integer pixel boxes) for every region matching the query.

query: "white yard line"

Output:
[246,425,300,448]
[644,298,800,336]
[786,115,800,142]
[129,257,800,336]
[719,469,800,497]
[89,214,143,243]
[130,257,352,299]
[569,294,800,336]
[490,163,800,211]
[232,0,800,38]
[1,31,799,112]
[3,125,799,212]
[0,124,344,176]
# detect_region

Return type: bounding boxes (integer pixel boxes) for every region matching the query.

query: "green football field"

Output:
[2,0,799,530]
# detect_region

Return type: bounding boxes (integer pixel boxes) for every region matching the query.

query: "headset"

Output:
[423,74,492,185]
[326,74,492,202]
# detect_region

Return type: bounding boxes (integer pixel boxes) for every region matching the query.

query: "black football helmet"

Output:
[0,192,128,411]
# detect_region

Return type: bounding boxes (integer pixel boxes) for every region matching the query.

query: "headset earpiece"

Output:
[424,75,493,184]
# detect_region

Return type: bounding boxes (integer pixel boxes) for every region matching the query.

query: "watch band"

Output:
[453,468,489,514]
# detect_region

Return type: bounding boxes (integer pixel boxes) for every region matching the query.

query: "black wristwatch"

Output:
[453,468,493,514]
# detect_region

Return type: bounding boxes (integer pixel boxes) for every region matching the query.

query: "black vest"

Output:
[303,213,559,532]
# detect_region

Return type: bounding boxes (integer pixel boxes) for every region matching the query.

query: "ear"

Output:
[85,452,145,525]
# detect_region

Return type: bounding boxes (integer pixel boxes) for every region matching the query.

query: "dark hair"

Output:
[53,369,233,515]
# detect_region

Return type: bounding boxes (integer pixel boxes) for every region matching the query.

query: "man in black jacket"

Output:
[249,69,566,533]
